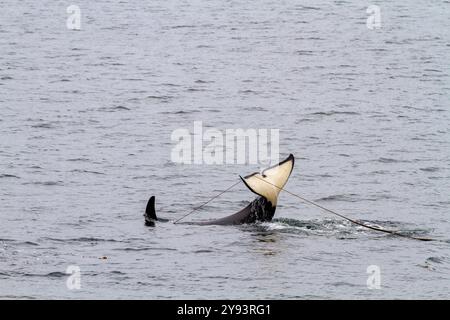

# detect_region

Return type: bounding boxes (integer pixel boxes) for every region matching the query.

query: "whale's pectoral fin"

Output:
[145,196,157,223]
[240,154,294,206]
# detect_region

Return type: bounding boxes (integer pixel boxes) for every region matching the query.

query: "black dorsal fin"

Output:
[145,196,157,220]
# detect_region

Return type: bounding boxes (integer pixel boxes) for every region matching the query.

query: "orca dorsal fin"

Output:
[145,196,157,220]
[240,154,294,206]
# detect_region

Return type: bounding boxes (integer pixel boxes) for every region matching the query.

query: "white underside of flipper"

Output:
[240,154,295,206]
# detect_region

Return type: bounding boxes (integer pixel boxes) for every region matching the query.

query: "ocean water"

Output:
[1,0,449,299]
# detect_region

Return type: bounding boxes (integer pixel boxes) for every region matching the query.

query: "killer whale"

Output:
[144,154,294,226]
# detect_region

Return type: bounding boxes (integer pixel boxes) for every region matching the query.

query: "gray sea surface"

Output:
[1,0,449,299]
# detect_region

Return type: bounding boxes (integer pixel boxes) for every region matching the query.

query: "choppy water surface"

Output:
[1,0,449,299]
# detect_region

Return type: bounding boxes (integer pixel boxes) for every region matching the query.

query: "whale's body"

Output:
[144,154,294,226]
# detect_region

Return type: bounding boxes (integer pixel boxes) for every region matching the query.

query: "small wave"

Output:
[206,109,222,113]
[45,272,67,278]
[146,95,173,102]
[242,106,267,112]
[170,25,197,29]
[295,50,314,56]
[329,281,359,288]
[31,123,54,129]
[21,272,67,278]
[254,219,324,236]
[114,247,177,252]
[315,194,358,202]
[420,167,440,172]
[160,110,200,115]
[419,256,450,271]
[272,218,324,229]
[301,5,321,10]
[42,237,120,243]
[426,256,444,264]
[19,241,39,246]
[194,249,214,253]
[110,271,126,275]
[239,89,260,94]
[186,87,206,92]
[0,174,20,179]
[27,181,63,186]
[161,83,182,87]
[66,158,90,162]
[377,157,411,164]
[260,223,287,231]
[308,111,360,116]
[71,169,105,175]
[0,295,37,300]
[98,106,130,112]
[295,118,314,123]
[0,239,39,246]
[194,80,212,84]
